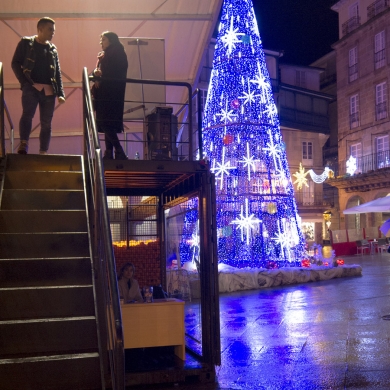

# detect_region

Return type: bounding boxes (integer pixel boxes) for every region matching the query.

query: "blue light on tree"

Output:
[201,0,306,268]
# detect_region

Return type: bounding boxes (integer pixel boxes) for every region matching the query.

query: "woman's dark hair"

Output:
[101,31,124,48]
[118,262,135,280]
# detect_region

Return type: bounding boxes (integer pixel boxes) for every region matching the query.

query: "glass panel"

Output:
[331,230,348,243]
[348,228,364,241]
[165,197,202,356]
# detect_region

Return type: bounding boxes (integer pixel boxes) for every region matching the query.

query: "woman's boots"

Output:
[103,147,128,160]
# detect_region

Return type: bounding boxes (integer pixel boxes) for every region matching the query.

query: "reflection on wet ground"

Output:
[130,253,390,389]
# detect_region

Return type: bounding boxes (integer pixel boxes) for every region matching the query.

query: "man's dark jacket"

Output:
[11,36,65,98]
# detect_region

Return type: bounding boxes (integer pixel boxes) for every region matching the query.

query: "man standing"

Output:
[11,17,65,155]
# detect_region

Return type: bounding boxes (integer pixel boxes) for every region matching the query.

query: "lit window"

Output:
[376,82,387,121]
[375,31,386,69]
[302,141,313,160]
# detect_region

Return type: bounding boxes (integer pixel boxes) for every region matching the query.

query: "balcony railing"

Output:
[368,0,390,19]
[294,191,334,207]
[342,16,361,37]
[338,149,390,176]
[376,102,388,120]
[279,107,329,131]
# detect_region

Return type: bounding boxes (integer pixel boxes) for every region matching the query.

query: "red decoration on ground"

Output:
[336,258,345,265]
[301,259,311,268]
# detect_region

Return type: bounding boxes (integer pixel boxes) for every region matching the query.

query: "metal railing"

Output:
[0,63,4,157]
[294,191,335,207]
[0,62,15,157]
[82,67,124,390]
[342,16,361,37]
[97,76,194,161]
[368,0,390,18]
[338,149,390,176]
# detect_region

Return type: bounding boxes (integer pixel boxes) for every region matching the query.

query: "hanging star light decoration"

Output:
[250,62,269,103]
[220,15,245,56]
[231,198,261,245]
[239,78,259,108]
[262,129,282,169]
[216,100,238,123]
[239,142,259,180]
[293,163,310,189]
[346,155,357,176]
[210,146,237,189]
[272,220,292,262]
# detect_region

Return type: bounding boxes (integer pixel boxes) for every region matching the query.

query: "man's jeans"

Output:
[19,84,55,152]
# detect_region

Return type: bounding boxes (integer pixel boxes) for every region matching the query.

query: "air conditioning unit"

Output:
[144,107,178,160]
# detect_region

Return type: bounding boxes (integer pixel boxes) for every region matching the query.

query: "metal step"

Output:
[0,189,86,210]
[4,171,83,190]
[0,258,93,288]
[0,210,88,233]
[0,316,98,355]
[0,352,102,390]
[0,285,95,320]
[0,232,90,259]
[5,154,83,172]
[0,154,104,390]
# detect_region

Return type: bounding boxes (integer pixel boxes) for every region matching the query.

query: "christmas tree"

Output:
[201,0,306,268]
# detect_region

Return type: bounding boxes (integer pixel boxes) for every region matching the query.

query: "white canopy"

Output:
[0,0,222,140]
[343,196,390,214]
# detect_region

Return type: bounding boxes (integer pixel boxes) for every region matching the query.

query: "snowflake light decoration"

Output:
[346,155,357,176]
[231,198,261,245]
[293,163,310,190]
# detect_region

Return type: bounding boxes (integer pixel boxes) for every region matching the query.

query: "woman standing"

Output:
[92,31,128,160]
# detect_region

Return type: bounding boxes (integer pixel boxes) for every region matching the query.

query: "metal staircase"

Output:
[0,154,103,389]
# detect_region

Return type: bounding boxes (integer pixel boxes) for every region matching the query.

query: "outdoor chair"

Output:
[356,239,370,255]
[377,238,388,254]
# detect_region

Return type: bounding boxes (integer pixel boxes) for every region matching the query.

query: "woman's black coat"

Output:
[93,44,128,133]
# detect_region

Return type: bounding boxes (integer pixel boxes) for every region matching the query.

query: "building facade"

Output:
[329,0,390,231]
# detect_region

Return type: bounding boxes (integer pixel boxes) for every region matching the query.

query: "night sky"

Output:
[252,0,339,66]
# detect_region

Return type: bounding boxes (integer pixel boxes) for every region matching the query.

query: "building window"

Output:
[350,142,362,173]
[302,141,313,161]
[295,70,306,88]
[376,82,387,120]
[349,47,358,82]
[376,135,390,168]
[375,31,386,69]
[368,0,390,19]
[342,2,360,36]
[350,94,359,129]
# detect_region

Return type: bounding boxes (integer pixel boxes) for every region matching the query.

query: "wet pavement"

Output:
[130,252,390,389]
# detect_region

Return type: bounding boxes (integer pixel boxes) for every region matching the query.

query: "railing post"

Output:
[0,63,5,158]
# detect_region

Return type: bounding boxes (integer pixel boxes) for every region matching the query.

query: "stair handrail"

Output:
[0,62,5,158]
[82,67,125,390]
[4,100,14,154]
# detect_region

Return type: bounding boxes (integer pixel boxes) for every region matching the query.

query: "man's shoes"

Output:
[103,150,114,160]
[39,151,48,155]
[17,141,28,155]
